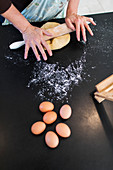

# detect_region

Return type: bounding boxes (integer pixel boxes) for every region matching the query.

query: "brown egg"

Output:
[56,123,71,138]
[31,121,46,135]
[39,101,54,113]
[45,131,59,148]
[43,111,57,124]
[60,104,72,119]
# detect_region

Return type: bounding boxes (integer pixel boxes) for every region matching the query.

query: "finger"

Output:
[75,20,80,41]
[65,18,75,31]
[31,43,41,61]
[84,23,94,36]
[80,23,86,42]
[41,39,52,56]
[36,43,47,61]
[42,29,53,36]
[87,17,96,25]
[24,43,30,59]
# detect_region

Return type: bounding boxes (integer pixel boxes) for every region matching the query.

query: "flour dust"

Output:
[27,52,86,102]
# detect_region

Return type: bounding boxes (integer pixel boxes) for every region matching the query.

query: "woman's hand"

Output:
[22,24,52,61]
[2,4,52,61]
[65,13,96,42]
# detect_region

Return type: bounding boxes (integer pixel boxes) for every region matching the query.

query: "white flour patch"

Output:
[27,51,86,102]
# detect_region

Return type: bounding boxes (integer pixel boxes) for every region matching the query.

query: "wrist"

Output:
[19,22,32,34]
[66,8,78,17]
[66,11,77,18]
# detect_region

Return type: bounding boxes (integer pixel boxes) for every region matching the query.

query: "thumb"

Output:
[65,18,75,31]
[42,29,53,36]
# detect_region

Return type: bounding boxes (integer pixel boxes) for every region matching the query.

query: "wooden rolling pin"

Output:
[94,74,113,103]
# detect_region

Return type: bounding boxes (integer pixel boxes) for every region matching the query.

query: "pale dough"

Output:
[41,22,70,50]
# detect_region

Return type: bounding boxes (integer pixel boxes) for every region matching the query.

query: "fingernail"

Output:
[72,27,75,31]
[78,38,80,41]
[48,33,53,36]
[50,51,53,56]
[44,57,47,61]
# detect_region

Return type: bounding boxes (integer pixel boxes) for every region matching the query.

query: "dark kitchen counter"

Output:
[0,12,113,170]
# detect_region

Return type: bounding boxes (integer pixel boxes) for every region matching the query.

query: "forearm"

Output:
[1,4,31,33]
[66,0,80,15]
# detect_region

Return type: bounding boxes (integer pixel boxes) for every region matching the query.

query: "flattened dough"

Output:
[41,22,70,50]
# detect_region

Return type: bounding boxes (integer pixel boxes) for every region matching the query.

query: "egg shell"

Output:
[43,111,57,124]
[56,123,71,138]
[31,121,46,135]
[39,101,54,113]
[45,131,59,148]
[60,104,72,119]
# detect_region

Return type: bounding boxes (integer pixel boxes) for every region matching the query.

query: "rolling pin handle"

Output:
[9,40,25,50]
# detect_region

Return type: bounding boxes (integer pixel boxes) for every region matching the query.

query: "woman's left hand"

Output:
[65,13,96,42]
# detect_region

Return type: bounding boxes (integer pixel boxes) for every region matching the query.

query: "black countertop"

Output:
[0,12,113,170]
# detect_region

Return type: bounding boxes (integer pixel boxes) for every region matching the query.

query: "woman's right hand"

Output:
[22,24,53,61]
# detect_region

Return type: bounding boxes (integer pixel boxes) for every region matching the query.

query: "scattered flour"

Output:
[27,53,86,102]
